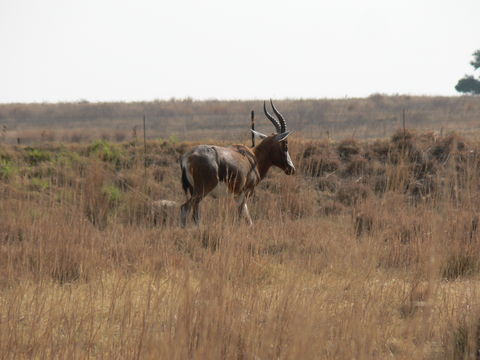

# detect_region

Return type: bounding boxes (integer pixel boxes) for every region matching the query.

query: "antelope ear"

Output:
[274,131,293,142]
[250,129,267,139]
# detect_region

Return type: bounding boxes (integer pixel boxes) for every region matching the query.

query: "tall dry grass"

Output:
[1,130,480,358]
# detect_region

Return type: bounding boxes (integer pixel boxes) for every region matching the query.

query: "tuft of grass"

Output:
[441,254,478,280]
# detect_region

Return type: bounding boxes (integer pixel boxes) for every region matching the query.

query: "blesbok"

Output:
[180,100,295,227]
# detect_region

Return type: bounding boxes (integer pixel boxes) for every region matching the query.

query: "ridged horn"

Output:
[264,101,281,133]
[270,99,286,133]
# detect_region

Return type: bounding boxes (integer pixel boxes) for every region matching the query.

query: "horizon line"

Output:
[0,93,466,106]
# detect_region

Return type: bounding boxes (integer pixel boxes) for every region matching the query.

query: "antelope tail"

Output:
[181,165,193,196]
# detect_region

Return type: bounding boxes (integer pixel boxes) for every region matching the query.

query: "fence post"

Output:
[251,110,255,148]
[143,114,147,183]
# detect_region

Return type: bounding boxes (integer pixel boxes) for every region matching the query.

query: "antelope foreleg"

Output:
[235,193,253,226]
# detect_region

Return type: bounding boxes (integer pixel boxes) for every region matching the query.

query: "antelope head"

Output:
[251,100,295,175]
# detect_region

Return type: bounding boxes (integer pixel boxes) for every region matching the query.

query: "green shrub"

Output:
[25,148,51,165]
[168,134,180,144]
[89,140,123,165]
[28,178,49,192]
[102,184,122,208]
[0,159,15,181]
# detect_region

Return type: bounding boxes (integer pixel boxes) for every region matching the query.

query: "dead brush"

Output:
[277,177,317,220]
[197,227,224,251]
[367,139,392,163]
[386,129,427,166]
[352,198,392,238]
[302,154,340,177]
[407,175,438,200]
[336,182,371,206]
[441,253,478,280]
[151,199,180,226]
[443,313,480,360]
[371,174,388,195]
[391,128,416,147]
[439,209,480,280]
[119,191,157,227]
[398,279,432,319]
[114,171,138,191]
[0,199,101,284]
[353,211,375,237]
[298,141,340,177]
[378,231,424,270]
[384,159,411,193]
[430,133,467,163]
[317,174,339,193]
[342,154,370,177]
[337,138,361,160]
[318,198,347,216]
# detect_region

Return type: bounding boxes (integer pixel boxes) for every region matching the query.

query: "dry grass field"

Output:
[1,98,480,358]
[1,95,480,144]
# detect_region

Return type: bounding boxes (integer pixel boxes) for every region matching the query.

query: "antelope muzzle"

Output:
[285,165,295,175]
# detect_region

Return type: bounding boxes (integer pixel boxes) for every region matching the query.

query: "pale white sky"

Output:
[0,0,478,103]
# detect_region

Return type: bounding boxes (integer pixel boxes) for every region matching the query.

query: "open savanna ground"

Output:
[2,126,480,359]
[1,95,480,144]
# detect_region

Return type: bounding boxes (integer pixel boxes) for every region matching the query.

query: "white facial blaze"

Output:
[285,150,294,168]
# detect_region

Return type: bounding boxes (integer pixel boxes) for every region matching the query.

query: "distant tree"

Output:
[455,49,480,94]
[470,50,480,70]
[455,75,480,94]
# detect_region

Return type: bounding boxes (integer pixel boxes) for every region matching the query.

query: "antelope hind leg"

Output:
[180,200,191,228]
[180,197,201,227]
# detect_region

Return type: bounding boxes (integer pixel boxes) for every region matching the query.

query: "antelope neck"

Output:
[253,142,273,180]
